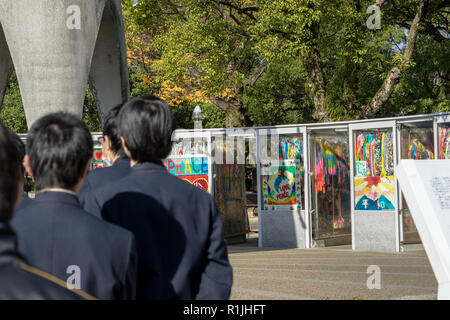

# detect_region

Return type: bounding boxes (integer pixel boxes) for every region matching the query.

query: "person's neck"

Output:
[130,159,162,167]
[110,153,120,164]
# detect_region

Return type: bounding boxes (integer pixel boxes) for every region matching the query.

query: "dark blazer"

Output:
[16,193,33,212]
[11,191,138,300]
[84,161,233,300]
[0,222,88,300]
[79,157,131,212]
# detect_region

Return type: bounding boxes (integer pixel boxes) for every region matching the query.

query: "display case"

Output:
[90,134,105,170]
[438,124,450,159]
[309,129,351,241]
[212,129,254,243]
[353,129,395,211]
[257,127,310,248]
[260,133,304,211]
[399,122,434,243]
[166,130,212,193]
[349,121,399,252]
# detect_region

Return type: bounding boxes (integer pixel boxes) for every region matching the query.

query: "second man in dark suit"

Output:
[79,104,131,213]
[84,96,233,300]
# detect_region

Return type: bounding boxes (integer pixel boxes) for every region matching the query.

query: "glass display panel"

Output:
[212,133,247,239]
[310,133,351,238]
[166,135,210,192]
[91,136,105,170]
[439,124,450,159]
[354,129,395,211]
[259,133,304,211]
[170,137,208,156]
[400,124,434,237]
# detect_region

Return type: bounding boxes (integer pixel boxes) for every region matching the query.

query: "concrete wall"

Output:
[89,0,129,126]
[354,211,398,252]
[260,210,308,248]
[0,0,129,128]
[0,22,13,109]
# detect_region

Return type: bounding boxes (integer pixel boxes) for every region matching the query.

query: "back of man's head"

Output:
[7,129,26,175]
[27,112,93,191]
[119,96,174,163]
[0,123,23,222]
[102,103,126,158]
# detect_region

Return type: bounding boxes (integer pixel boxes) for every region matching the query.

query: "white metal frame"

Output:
[306,125,350,246]
[396,119,435,245]
[256,126,310,248]
[434,115,450,160]
[349,120,400,252]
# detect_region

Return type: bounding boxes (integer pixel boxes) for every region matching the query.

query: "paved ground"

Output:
[228,233,438,300]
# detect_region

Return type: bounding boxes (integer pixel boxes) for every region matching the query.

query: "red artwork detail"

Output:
[93,150,103,162]
[180,175,209,192]
[365,176,381,188]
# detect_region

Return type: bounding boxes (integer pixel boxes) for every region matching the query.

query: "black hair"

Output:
[119,95,174,162]
[0,123,23,221]
[7,128,25,174]
[26,112,93,191]
[102,104,126,158]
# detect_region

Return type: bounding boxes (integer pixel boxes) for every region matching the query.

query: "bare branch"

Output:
[244,61,268,87]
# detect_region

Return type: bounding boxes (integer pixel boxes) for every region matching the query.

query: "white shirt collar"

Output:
[38,188,77,196]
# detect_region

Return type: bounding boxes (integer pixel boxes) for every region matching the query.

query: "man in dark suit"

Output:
[0,122,91,300]
[79,104,131,213]
[84,96,233,300]
[11,112,138,300]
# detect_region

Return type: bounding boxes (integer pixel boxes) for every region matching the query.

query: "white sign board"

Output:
[396,160,450,300]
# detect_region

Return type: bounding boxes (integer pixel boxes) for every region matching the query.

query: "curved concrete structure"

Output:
[0,0,129,128]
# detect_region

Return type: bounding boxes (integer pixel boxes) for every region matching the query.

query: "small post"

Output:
[193,105,203,130]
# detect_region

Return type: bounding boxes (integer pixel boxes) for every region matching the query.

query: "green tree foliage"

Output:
[244,57,315,126]
[0,72,27,133]
[82,85,102,133]
[1,72,103,133]
[2,1,448,132]
[172,102,226,129]
[122,0,449,127]
[122,0,265,127]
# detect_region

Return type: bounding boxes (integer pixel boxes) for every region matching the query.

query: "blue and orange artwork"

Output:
[165,157,209,192]
[262,159,302,210]
[354,176,395,210]
[354,132,395,211]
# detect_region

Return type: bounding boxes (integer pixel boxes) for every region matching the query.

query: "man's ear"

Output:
[103,135,111,159]
[24,155,34,179]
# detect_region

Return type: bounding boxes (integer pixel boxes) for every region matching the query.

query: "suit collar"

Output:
[132,161,167,172]
[35,190,80,206]
[0,222,26,266]
[113,157,131,169]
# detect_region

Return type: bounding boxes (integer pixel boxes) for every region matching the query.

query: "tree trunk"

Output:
[225,102,246,128]
[210,61,267,128]
[210,97,246,128]
[304,51,330,122]
[361,0,428,119]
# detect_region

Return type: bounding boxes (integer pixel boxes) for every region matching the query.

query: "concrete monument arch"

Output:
[0,0,129,128]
